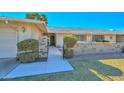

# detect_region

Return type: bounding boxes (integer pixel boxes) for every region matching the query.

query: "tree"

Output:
[25,13,48,25]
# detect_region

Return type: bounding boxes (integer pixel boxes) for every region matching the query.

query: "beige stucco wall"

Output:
[116,35,124,42]
[17,23,41,42]
[74,42,124,55]
[104,35,116,42]
[55,33,72,47]
[77,34,117,42]
[55,33,64,47]
[86,34,93,42]
[0,22,43,58]
[55,33,121,47]
[4,22,42,42]
[54,33,124,47]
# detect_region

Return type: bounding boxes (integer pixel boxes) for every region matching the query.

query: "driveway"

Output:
[0,58,19,78]
[3,47,73,79]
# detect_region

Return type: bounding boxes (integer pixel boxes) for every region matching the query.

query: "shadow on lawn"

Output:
[88,60,122,76]
[71,59,123,81]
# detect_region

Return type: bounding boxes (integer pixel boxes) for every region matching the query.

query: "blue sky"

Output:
[0,12,124,29]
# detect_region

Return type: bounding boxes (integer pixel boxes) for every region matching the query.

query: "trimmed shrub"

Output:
[17,39,39,51]
[64,48,73,58]
[64,36,77,48]
[95,39,102,42]
[17,39,39,63]
[102,40,110,42]
[122,47,124,53]
[63,36,77,58]
[95,39,109,42]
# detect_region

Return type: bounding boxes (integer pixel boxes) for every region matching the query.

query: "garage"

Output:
[0,26,17,58]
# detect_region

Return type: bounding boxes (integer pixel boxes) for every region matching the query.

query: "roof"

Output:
[0,17,45,24]
[0,17,47,33]
[47,27,124,35]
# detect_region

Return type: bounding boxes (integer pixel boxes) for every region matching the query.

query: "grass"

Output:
[99,59,124,80]
[4,59,124,81]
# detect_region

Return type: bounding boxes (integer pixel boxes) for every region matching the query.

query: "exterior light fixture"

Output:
[22,26,26,32]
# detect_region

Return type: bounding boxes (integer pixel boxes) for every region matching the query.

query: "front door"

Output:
[50,35,55,46]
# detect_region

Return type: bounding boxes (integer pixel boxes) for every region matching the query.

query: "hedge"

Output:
[64,36,77,48]
[64,36,77,58]
[17,39,39,63]
[64,48,73,58]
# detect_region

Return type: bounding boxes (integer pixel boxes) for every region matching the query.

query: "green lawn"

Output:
[99,59,124,80]
[5,59,124,81]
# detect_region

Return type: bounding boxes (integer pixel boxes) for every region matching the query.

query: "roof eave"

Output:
[0,17,45,24]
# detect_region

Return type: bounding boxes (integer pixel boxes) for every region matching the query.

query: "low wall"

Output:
[74,42,124,56]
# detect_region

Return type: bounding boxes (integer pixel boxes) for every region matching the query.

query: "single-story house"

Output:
[48,27,124,55]
[1,17,124,79]
[0,17,47,59]
[48,27,124,47]
[0,17,124,59]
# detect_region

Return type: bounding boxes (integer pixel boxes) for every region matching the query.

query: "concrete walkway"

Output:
[3,47,73,79]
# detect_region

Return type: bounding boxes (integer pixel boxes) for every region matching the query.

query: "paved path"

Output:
[3,47,73,79]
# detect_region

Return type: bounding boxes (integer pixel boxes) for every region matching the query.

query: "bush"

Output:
[63,36,77,58]
[95,39,109,42]
[17,39,39,63]
[64,48,73,58]
[18,52,39,63]
[17,39,39,51]
[95,39,102,42]
[102,40,110,42]
[64,36,77,48]
[122,47,124,53]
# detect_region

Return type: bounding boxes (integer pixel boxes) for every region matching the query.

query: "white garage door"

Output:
[0,27,17,58]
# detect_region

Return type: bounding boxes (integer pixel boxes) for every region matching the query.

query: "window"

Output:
[93,35,104,42]
[110,36,113,39]
[75,35,86,41]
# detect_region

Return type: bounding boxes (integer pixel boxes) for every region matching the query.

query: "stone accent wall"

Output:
[74,42,124,56]
[39,36,48,61]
